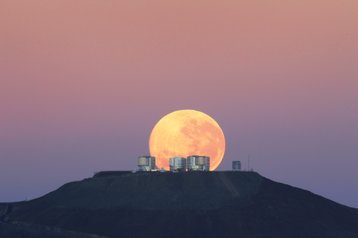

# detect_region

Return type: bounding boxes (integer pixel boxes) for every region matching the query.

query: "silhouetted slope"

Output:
[1,172,358,238]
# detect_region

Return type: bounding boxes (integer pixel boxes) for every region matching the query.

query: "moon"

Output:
[149,109,226,171]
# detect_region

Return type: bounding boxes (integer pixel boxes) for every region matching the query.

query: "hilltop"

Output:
[1,171,358,238]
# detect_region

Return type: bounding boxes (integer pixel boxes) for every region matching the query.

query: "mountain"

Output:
[1,171,358,238]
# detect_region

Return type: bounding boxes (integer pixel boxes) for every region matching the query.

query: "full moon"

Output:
[149,110,226,171]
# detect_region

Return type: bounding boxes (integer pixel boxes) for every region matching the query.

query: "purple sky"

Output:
[0,0,357,207]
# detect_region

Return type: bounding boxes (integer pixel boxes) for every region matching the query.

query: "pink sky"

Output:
[1,0,357,207]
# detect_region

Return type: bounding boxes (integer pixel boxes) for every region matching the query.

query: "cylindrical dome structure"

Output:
[169,156,187,172]
[187,155,210,171]
[137,156,156,171]
[232,161,241,171]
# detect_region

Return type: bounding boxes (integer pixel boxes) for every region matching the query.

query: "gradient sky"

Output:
[1,0,357,207]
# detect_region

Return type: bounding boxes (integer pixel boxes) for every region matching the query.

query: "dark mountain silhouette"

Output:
[1,171,358,238]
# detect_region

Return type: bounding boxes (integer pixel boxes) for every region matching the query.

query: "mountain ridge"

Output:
[1,171,358,238]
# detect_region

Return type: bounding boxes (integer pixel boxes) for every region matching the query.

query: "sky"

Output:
[0,0,357,207]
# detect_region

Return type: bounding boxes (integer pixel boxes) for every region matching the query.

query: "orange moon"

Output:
[149,110,226,171]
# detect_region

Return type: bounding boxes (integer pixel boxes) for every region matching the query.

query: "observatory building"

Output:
[232,161,241,171]
[137,156,156,171]
[136,155,211,172]
[169,156,187,172]
[187,155,210,171]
